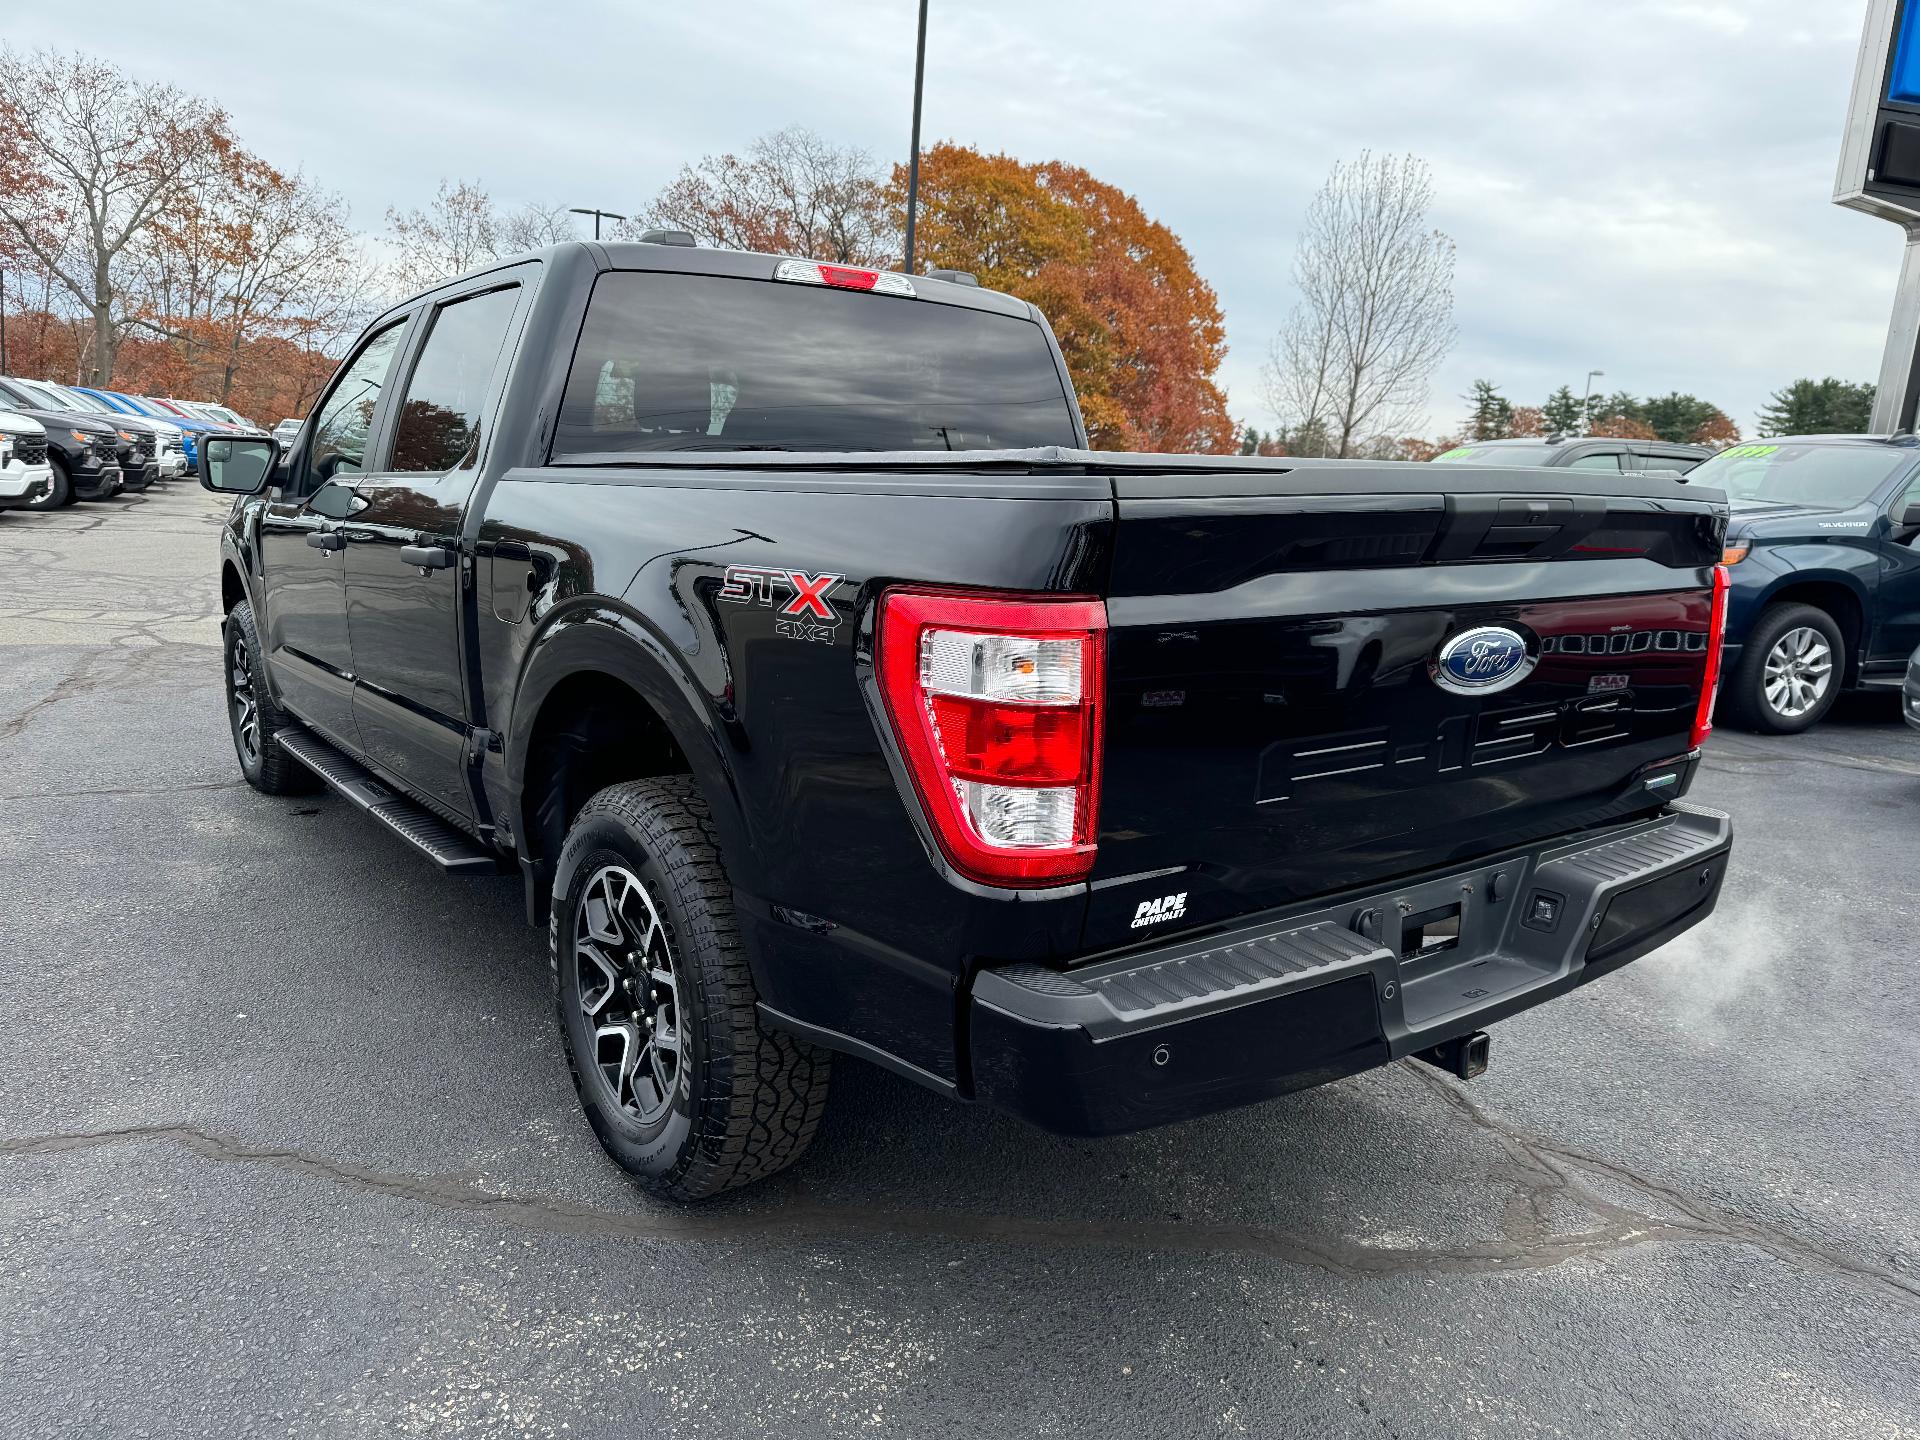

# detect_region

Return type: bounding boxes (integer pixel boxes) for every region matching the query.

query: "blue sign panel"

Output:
[1889,0,1920,104]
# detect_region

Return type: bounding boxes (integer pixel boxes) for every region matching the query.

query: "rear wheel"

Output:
[551,777,831,1201]
[1724,602,1844,734]
[25,457,71,511]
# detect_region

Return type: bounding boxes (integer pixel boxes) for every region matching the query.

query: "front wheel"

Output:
[551,777,831,1201]
[24,457,71,511]
[1723,602,1844,734]
[223,600,307,793]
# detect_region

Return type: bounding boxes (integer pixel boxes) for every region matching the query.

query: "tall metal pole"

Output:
[1580,369,1604,434]
[902,0,929,275]
[1871,223,1920,433]
[569,207,626,241]
[0,265,8,376]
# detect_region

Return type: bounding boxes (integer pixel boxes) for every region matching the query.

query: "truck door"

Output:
[339,280,526,823]
[257,319,408,748]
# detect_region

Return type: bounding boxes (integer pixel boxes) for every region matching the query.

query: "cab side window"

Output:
[309,322,407,485]
[388,287,521,473]
[1566,452,1624,471]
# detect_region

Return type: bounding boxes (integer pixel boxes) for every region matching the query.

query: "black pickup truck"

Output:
[202,239,1734,1201]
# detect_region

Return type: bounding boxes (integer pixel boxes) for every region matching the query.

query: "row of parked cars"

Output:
[0,376,276,512]
[1435,430,1920,738]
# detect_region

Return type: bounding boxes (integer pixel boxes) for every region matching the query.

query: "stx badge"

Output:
[719,566,846,643]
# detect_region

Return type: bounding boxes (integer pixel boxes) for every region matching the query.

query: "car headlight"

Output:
[68,429,91,444]
[1721,542,1750,566]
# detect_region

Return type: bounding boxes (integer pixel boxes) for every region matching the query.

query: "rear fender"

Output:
[504,600,760,893]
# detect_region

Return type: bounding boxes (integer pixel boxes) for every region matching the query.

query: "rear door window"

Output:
[387,286,522,473]
[552,272,1080,458]
[1565,451,1624,471]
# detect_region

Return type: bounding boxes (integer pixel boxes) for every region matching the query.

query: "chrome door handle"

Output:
[399,544,456,570]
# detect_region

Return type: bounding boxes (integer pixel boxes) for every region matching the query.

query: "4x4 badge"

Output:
[719,566,846,642]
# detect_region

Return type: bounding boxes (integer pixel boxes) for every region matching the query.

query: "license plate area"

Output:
[1399,902,1461,960]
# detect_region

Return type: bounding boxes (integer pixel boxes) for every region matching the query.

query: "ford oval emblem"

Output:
[1431,626,1535,696]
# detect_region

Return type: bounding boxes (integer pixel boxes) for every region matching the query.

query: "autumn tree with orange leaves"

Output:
[894,144,1235,453]
[136,146,374,408]
[635,127,895,268]
[0,47,232,383]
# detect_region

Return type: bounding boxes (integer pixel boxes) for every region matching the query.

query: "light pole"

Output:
[901,0,930,275]
[1581,369,1605,434]
[569,207,627,241]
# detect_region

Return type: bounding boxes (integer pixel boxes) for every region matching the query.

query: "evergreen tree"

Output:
[1641,392,1731,445]
[1541,385,1582,436]
[1464,380,1515,441]
[1757,378,1876,437]
[1239,426,1262,456]
[1593,390,1645,427]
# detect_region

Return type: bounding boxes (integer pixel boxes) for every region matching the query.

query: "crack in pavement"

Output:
[0,643,202,741]
[1402,1062,1919,1304]
[0,777,245,804]
[4,1079,1914,1306]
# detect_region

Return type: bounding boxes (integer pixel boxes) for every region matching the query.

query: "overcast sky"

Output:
[9,0,1897,437]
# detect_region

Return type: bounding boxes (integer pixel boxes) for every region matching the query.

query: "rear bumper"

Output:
[969,803,1732,1136]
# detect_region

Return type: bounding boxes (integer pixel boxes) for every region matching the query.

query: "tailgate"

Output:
[1086,470,1727,950]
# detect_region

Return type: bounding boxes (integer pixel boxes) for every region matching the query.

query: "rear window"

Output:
[1688,443,1912,509]
[1431,444,1561,467]
[552,272,1079,458]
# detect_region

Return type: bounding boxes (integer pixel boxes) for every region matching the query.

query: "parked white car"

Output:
[0,409,55,511]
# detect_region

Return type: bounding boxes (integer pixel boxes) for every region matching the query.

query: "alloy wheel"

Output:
[1762,625,1833,719]
[228,632,261,765]
[573,864,684,1124]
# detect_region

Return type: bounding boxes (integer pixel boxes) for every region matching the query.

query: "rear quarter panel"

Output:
[477,468,1112,1083]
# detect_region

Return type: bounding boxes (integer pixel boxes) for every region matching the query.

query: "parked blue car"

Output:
[73,387,211,472]
[1685,436,1920,733]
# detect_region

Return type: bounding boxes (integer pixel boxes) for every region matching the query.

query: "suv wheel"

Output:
[25,456,72,511]
[551,776,831,1201]
[223,600,307,793]
[1724,602,1844,734]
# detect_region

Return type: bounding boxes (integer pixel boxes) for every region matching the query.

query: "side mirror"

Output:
[199,435,279,495]
[1901,500,1920,528]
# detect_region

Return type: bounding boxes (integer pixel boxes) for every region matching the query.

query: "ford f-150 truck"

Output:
[202,238,1734,1201]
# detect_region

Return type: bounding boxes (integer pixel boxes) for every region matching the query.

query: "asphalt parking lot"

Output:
[1,481,1916,1439]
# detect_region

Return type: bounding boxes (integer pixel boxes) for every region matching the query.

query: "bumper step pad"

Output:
[969,804,1730,1136]
[275,726,497,875]
[978,804,1731,1044]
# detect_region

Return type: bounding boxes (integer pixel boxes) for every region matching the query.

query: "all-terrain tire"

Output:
[224,600,308,794]
[550,776,831,1201]
[1721,601,1845,735]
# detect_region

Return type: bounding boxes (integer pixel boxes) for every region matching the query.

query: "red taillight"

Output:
[1690,564,1730,749]
[876,588,1106,887]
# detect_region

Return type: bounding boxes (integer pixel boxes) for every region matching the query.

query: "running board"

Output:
[275,726,499,875]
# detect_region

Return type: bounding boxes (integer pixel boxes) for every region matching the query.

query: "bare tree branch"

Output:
[0,47,230,382]
[1262,152,1455,458]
